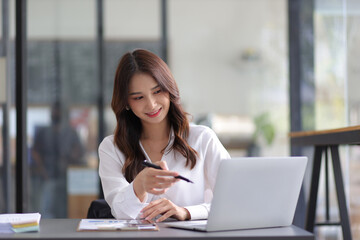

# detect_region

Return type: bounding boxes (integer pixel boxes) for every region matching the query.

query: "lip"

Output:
[146,108,162,118]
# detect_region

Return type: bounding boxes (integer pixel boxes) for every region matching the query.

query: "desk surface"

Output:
[290,125,360,146]
[0,219,314,240]
[290,125,360,137]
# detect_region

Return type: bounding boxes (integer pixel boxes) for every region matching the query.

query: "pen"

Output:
[142,160,194,183]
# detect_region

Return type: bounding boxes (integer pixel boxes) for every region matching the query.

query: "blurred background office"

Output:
[0,0,360,239]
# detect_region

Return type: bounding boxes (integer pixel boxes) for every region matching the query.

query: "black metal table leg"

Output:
[330,145,352,240]
[325,148,330,222]
[305,146,324,232]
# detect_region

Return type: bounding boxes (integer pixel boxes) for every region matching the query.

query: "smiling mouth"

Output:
[146,108,162,118]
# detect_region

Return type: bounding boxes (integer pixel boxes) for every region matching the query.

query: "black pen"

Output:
[142,160,194,184]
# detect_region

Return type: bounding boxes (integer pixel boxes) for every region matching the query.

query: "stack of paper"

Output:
[0,213,41,233]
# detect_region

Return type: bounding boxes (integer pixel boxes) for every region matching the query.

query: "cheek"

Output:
[162,93,171,106]
[128,100,140,111]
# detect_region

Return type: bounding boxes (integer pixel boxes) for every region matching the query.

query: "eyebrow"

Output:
[129,85,160,96]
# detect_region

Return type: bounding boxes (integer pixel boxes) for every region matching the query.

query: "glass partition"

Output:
[314,0,360,238]
[103,0,162,136]
[0,0,15,214]
[27,0,98,218]
[346,2,360,239]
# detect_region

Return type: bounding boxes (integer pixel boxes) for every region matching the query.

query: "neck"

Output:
[141,119,170,141]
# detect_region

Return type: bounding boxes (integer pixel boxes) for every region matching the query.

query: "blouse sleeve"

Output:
[98,137,147,219]
[203,127,231,191]
[185,126,231,220]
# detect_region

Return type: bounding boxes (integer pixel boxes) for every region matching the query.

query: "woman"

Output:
[99,49,230,222]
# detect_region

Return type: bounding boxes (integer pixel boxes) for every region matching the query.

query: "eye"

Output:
[133,96,143,100]
[154,89,162,94]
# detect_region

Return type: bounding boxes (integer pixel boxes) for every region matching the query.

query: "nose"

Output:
[146,95,157,109]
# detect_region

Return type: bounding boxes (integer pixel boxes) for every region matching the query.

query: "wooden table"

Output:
[290,125,360,240]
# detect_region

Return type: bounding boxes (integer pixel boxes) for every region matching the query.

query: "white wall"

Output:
[168,0,289,156]
[168,0,287,118]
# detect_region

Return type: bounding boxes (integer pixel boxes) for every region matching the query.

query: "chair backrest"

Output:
[87,199,114,219]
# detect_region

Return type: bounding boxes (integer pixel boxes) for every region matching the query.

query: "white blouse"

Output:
[98,124,230,220]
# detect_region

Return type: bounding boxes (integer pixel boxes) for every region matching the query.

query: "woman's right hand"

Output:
[133,161,179,202]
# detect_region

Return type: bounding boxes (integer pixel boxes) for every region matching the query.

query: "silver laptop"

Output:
[165,156,307,232]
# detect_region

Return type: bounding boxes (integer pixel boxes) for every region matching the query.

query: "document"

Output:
[77,219,158,231]
[0,213,41,233]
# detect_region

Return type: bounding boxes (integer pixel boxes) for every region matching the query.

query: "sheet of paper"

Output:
[0,213,41,224]
[12,225,40,233]
[0,223,14,234]
[79,219,127,230]
[78,219,158,231]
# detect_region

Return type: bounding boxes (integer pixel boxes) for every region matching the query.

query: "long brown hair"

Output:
[111,49,198,182]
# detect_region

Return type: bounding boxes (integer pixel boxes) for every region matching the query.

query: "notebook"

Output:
[165,156,307,232]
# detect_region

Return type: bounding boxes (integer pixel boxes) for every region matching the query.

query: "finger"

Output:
[142,199,170,219]
[141,198,164,212]
[153,175,178,183]
[141,199,167,216]
[158,161,169,170]
[145,181,174,190]
[156,209,176,222]
[144,174,176,186]
[143,206,164,221]
[152,169,179,177]
[154,175,178,183]
[144,180,176,192]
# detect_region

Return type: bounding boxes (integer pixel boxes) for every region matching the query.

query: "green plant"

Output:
[253,112,275,145]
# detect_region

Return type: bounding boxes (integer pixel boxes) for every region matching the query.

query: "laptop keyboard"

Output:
[176,220,207,226]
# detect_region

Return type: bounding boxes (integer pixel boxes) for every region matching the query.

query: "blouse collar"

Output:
[139,127,175,162]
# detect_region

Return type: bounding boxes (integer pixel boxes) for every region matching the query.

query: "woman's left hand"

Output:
[140,198,190,222]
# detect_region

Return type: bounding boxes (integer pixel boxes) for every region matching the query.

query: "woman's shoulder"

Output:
[100,134,115,144]
[99,135,126,162]
[189,124,217,139]
[99,135,115,152]
[190,123,214,132]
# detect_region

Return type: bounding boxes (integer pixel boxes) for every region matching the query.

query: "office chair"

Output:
[87,199,114,218]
